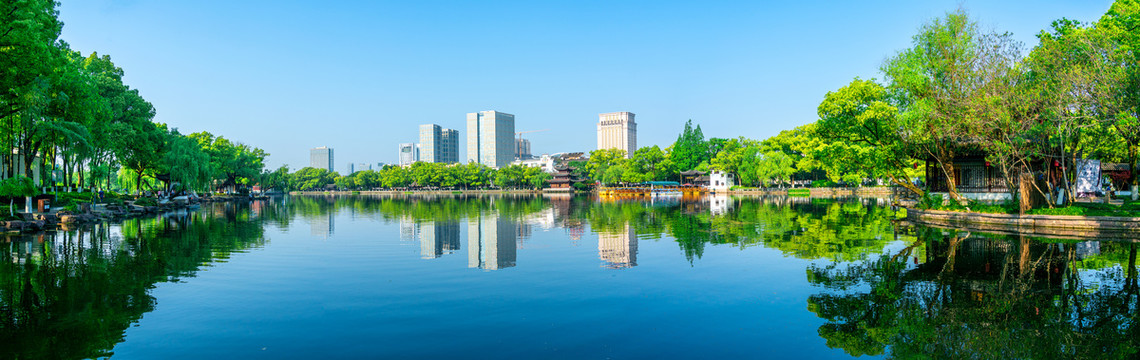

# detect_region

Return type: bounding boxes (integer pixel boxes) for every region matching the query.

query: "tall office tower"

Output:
[597,112,637,159]
[466,111,515,168]
[399,143,417,166]
[440,128,460,163]
[420,220,461,259]
[598,222,638,269]
[419,124,461,164]
[310,146,334,171]
[515,138,532,160]
[467,213,517,270]
[419,124,442,163]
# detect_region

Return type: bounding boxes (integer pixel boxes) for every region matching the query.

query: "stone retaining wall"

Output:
[906,208,1140,239]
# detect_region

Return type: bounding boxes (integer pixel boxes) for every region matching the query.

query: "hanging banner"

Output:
[1075,159,1102,196]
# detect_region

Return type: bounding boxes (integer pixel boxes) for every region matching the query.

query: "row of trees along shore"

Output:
[814,3,1139,213]
[1,1,268,196]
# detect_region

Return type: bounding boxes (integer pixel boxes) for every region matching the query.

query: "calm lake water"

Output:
[2,195,1137,359]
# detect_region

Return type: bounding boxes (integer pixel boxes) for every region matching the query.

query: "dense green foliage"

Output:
[0,1,266,194]
[814,2,1139,212]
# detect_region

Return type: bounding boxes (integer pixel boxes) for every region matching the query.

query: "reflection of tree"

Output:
[806,227,1140,358]
[284,195,551,225]
[574,197,896,263]
[0,203,267,359]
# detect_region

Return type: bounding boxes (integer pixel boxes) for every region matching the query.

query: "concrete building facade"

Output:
[310,146,334,172]
[398,143,418,166]
[597,112,637,159]
[467,111,515,168]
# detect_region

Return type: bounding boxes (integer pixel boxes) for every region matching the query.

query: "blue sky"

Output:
[58,0,1114,172]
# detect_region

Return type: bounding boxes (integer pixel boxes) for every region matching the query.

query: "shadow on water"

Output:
[806,226,1139,358]
[0,202,269,359]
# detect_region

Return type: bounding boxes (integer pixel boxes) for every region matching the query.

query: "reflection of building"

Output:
[466,110,515,168]
[310,213,334,239]
[420,221,461,259]
[598,223,637,269]
[597,112,636,158]
[310,146,334,171]
[709,194,732,215]
[467,213,517,270]
[399,216,418,242]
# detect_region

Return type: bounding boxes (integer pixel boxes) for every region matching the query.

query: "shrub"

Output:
[917,193,944,210]
[810,179,836,188]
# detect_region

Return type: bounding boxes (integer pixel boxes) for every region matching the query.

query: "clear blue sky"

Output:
[58,0,1113,172]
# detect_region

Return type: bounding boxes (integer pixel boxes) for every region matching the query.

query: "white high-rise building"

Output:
[310,146,334,171]
[597,112,637,159]
[466,111,515,168]
[398,143,418,166]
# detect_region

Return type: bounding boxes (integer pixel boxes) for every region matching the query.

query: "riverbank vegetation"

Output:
[814,2,1138,213]
[1,1,268,198]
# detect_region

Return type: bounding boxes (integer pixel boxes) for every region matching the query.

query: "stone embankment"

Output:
[728,187,901,197]
[291,190,543,196]
[906,208,1140,239]
[0,195,250,233]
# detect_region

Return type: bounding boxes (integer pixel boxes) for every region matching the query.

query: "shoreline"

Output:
[905,208,1140,240]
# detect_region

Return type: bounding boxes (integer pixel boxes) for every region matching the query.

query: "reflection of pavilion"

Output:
[467,213,517,270]
[709,194,732,215]
[420,221,461,259]
[598,223,637,269]
[309,213,334,239]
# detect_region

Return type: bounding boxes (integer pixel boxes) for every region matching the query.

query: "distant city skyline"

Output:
[56,1,1116,170]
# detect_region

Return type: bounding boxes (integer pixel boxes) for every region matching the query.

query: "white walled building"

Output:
[597,112,637,159]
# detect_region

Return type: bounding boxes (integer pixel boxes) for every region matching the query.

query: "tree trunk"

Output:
[937,159,964,202]
[886,173,923,197]
[1130,145,1138,201]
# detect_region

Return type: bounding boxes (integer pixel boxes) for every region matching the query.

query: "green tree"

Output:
[669,120,709,172]
[815,78,924,195]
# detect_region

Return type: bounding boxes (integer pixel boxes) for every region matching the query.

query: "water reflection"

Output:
[598,222,637,269]
[2,195,1137,358]
[417,220,461,259]
[0,202,267,359]
[807,227,1140,358]
[467,213,517,270]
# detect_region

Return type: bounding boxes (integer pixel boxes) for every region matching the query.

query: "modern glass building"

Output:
[466,111,515,168]
[418,124,459,164]
[310,146,334,172]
